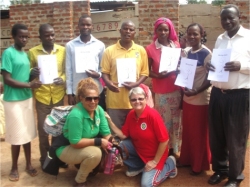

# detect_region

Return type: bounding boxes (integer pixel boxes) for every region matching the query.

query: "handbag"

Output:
[42,133,70,176]
[92,136,129,175]
[43,105,73,137]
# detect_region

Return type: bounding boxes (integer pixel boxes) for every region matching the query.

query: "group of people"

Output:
[0,4,249,187]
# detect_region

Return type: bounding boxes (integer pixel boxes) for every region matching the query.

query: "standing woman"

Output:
[1,23,41,181]
[179,23,211,175]
[145,17,182,156]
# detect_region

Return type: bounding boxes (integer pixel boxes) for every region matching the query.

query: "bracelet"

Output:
[152,160,158,165]
[94,138,102,146]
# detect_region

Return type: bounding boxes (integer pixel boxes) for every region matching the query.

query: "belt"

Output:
[214,87,249,94]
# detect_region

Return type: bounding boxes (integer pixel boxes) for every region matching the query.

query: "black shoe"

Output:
[223,180,239,187]
[208,172,228,185]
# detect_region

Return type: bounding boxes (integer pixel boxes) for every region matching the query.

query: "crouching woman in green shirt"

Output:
[56,77,112,187]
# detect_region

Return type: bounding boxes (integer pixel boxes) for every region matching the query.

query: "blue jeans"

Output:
[120,139,176,187]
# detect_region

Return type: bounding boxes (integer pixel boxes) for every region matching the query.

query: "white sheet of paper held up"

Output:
[208,48,231,82]
[116,58,136,87]
[174,58,197,89]
[159,47,181,73]
[38,55,58,84]
[75,47,96,73]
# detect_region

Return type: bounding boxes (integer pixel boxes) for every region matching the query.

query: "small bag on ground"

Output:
[42,133,70,176]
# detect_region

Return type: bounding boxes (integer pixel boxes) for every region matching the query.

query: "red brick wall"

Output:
[225,0,250,29]
[9,3,53,50]
[8,1,90,50]
[3,0,249,53]
[138,0,179,47]
[72,1,90,37]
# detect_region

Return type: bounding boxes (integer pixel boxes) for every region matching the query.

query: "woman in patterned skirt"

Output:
[145,17,182,157]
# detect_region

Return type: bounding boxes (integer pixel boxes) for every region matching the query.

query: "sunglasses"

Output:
[130,97,145,102]
[84,96,100,102]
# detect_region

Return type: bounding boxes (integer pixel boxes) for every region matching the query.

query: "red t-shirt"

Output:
[145,41,181,94]
[122,105,169,170]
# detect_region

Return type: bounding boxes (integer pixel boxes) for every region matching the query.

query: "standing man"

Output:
[207,5,250,187]
[101,20,149,129]
[28,24,66,167]
[66,15,105,109]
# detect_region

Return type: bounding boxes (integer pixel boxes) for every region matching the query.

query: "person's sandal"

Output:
[9,171,19,182]
[25,168,38,177]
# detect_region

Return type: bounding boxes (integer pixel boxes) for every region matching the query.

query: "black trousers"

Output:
[208,87,249,180]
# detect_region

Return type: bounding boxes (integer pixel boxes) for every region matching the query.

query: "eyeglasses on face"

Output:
[130,97,145,102]
[84,96,100,102]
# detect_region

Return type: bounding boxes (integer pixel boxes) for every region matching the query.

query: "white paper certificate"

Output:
[75,47,96,73]
[208,48,231,82]
[174,58,197,89]
[38,55,58,84]
[159,47,181,73]
[116,58,136,87]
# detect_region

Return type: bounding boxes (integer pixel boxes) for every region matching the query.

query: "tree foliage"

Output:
[187,0,207,4]
[10,0,40,5]
[211,0,225,6]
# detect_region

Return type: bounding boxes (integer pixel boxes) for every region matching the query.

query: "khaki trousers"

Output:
[59,145,102,183]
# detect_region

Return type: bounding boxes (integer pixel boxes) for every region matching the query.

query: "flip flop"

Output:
[9,171,19,182]
[25,168,38,177]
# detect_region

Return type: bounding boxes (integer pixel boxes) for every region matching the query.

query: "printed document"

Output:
[208,48,231,82]
[75,47,96,73]
[159,47,181,73]
[38,55,58,84]
[116,58,136,87]
[175,58,197,89]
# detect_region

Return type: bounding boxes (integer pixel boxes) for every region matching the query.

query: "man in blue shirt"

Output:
[66,15,105,109]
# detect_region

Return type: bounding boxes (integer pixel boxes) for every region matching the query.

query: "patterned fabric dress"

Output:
[146,39,182,153]
[155,91,182,153]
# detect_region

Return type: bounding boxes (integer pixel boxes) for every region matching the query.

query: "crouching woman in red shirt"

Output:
[106,87,177,187]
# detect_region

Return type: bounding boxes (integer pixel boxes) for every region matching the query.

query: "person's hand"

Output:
[106,81,119,93]
[206,62,215,72]
[68,95,76,105]
[224,61,241,71]
[122,82,138,90]
[104,112,111,120]
[158,71,169,79]
[30,81,42,89]
[86,69,100,78]
[145,160,157,172]
[53,77,64,85]
[181,49,187,57]
[183,87,198,97]
[30,67,40,78]
[101,138,113,154]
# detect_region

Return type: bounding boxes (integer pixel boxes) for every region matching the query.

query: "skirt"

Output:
[154,90,182,153]
[179,101,211,172]
[3,97,37,145]
[0,94,5,135]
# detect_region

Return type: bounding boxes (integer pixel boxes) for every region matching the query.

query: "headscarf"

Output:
[153,17,178,42]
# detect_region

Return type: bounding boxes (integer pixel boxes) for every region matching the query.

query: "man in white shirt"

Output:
[66,15,105,109]
[207,4,250,187]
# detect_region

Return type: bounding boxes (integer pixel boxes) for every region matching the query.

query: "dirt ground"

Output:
[0,135,249,187]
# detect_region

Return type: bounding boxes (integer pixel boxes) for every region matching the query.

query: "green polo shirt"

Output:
[1,46,32,101]
[56,102,111,157]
